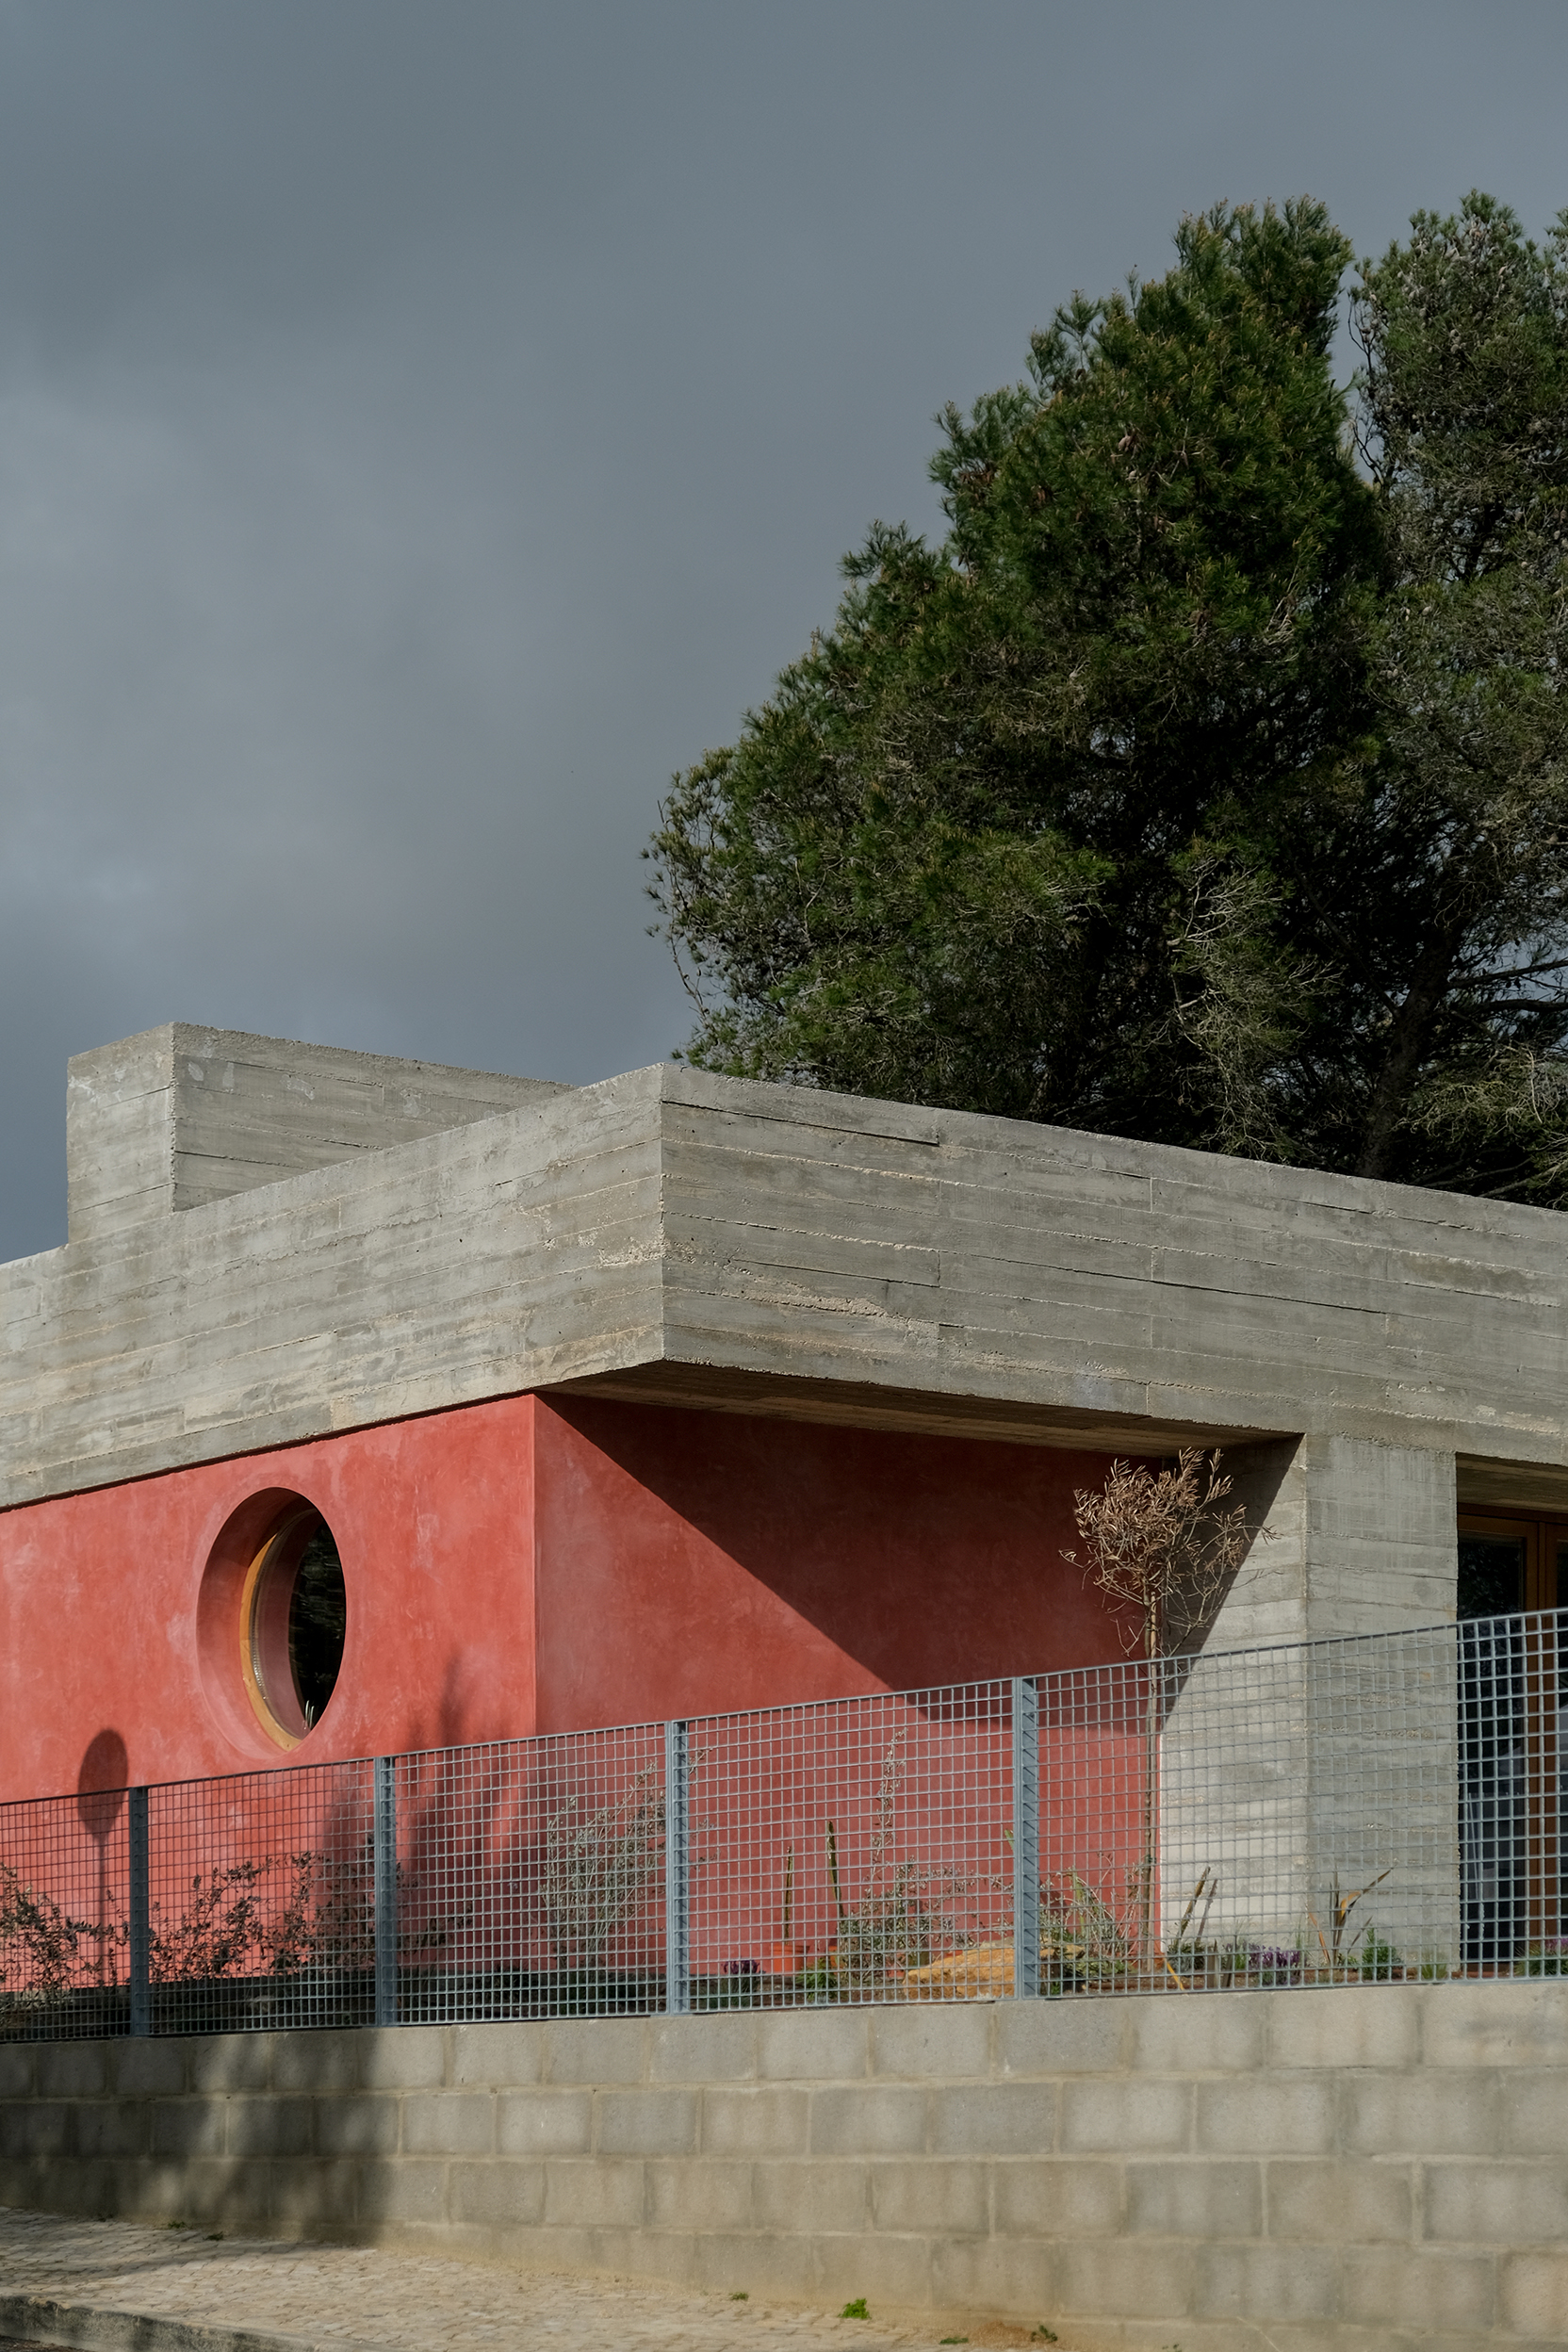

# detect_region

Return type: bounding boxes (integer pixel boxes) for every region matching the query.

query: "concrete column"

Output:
[1159,1437,1461,1968]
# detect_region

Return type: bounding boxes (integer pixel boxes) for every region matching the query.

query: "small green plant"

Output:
[841,2298,870,2320]
[939,2336,969,2344]
[1525,1939,1568,1977]
[730,2290,749,2300]
[1357,1927,1402,1982]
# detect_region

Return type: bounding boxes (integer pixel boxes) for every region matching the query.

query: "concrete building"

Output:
[1,1019,1564,1809]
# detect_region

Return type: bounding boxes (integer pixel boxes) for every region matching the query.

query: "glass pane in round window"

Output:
[244,1507,347,1744]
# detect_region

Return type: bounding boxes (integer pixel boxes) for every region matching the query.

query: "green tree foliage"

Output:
[649,195,1568,1199]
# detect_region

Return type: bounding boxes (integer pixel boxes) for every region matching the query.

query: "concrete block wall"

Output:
[2,1984,1565,2351]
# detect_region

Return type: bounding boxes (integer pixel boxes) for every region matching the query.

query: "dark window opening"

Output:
[288,1522,347,1730]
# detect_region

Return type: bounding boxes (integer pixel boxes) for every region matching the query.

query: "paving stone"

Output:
[0,2205,1094,2352]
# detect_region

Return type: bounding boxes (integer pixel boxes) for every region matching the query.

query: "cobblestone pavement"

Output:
[0,2210,1070,2352]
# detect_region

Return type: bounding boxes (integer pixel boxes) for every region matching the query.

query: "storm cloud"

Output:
[1,0,1564,1256]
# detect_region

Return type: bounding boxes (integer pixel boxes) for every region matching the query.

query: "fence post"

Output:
[373,1756,399,2028]
[127,1786,150,2036]
[1011,1676,1039,1999]
[664,1720,690,2015]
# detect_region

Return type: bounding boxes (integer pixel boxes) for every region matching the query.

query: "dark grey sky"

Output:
[1,0,1564,1259]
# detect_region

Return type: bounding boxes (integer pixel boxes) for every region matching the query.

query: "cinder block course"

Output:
[363,2155,449,2227]
[595,2089,699,2157]
[1421,1984,1568,2071]
[1341,2244,1498,2332]
[1265,2155,1413,2243]
[1499,2249,1568,2339]
[360,2027,448,2092]
[449,2157,546,2229]
[542,2017,648,2086]
[0,2047,33,2099]
[758,2008,870,2083]
[645,2157,755,2231]
[1500,2069,1568,2156]
[1126,2157,1263,2238]
[995,1996,1125,2077]
[497,2089,594,2157]
[808,2085,928,2157]
[930,2232,1057,2316]
[543,2154,646,2229]
[272,2029,363,2094]
[690,2227,818,2299]
[753,2158,870,2236]
[1195,2240,1340,2322]
[225,2095,315,2159]
[35,2042,108,2099]
[1267,1983,1421,2070]
[402,2092,496,2158]
[496,2088,595,2154]
[928,2081,1054,2157]
[449,2020,543,2087]
[867,2004,992,2082]
[1422,2158,1568,2246]
[808,2226,932,2310]
[1054,2234,1199,2320]
[310,2092,401,2158]
[1195,2074,1335,2156]
[149,2099,227,2159]
[649,2015,758,2082]
[189,2034,272,2094]
[71,2100,149,2160]
[1343,2068,1502,2157]
[700,2085,809,2157]
[1060,2074,1190,2154]
[5,2101,69,2161]
[990,2155,1122,2237]
[1129,1992,1266,2075]
[111,2039,188,2098]
[267,2155,364,2230]
[867,2157,988,2236]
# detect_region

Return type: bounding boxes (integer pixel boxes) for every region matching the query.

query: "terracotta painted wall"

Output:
[0,1397,538,1805]
[531,1397,1126,1730]
[0,1392,1129,1805]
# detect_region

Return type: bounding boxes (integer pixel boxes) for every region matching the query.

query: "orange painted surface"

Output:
[0,1392,1129,1805]
[0,1396,538,1804]
[531,1398,1125,1731]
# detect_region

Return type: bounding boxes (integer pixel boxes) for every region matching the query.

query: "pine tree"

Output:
[650,195,1568,1200]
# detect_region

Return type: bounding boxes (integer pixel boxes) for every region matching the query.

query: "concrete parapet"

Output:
[3,1980,1566,2350]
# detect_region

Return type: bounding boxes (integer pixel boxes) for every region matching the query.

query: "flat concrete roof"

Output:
[3,1027,1566,1511]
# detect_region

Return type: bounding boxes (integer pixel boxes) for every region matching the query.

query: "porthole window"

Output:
[240,1505,348,1747]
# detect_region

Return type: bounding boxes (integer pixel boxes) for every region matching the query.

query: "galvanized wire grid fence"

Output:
[1,1609,1561,2038]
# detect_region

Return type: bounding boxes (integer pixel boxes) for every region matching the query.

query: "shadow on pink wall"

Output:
[531,1396,1130,1731]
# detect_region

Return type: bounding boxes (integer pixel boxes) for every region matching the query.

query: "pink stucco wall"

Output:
[0,1394,1128,1805]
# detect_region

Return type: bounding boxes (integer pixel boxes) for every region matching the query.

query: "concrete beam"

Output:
[7,1055,1568,1515]
[66,1024,570,1242]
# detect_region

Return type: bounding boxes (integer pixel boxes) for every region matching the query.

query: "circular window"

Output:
[239,1506,348,1747]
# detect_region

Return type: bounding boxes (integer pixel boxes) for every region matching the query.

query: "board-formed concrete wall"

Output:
[2,1984,1564,2352]
[64,1024,570,1242]
[8,1052,1568,1536]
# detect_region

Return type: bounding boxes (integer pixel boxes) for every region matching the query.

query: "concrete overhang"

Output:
[4,1026,1567,1512]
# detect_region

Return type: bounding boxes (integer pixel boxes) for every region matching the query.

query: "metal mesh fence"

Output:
[2,1608,1563,2039]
